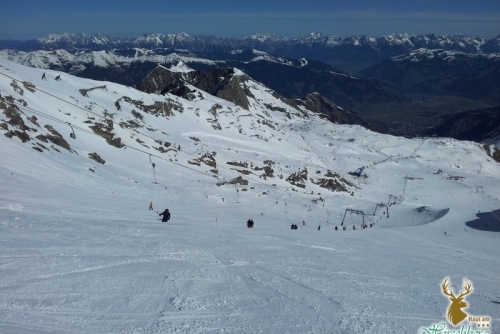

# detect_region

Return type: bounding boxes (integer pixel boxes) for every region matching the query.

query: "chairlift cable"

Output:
[4,77,319,204]
[14,100,336,215]
[2,75,358,218]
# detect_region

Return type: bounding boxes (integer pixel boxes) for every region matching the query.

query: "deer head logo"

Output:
[441,278,472,325]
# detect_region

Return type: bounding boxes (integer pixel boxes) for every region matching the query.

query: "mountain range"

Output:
[1,32,499,139]
[2,32,498,68]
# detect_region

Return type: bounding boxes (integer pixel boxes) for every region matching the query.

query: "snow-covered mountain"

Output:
[1,32,497,69]
[1,59,499,334]
[0,48,409,113]
[37,32,115,48]
[1,32,494,53]
[2,32,499,138]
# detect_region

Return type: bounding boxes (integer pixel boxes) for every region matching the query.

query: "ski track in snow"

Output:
[1,208,499,333]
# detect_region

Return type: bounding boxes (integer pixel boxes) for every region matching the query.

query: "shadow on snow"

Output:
[465,209,500,232]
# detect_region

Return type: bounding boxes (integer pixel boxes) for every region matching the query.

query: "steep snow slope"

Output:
[0,60,499,333]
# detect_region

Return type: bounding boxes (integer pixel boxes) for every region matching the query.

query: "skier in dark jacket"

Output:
[159,209,170,222]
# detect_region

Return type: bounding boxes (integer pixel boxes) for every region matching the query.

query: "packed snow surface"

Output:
[0,60,499,333]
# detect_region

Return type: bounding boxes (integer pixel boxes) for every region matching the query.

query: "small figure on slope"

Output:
[159,208,170,222]
[149,202,153,210]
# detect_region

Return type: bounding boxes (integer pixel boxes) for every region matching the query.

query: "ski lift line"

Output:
[19,108,96,139]
[15,102,166,161]
[17,104,64,123]
[20,101,341,214]
[1,72,170,149]
[9,94,308,201]
[18,102,208,179]
[3,78,325,206]
[15,102,217,180]
[5,77,356,217]
[17,104,97,137]
[14,98,341,216]
[3,72,291,181]
[9,73,219,170]
[1,71,107,118]
[123,145,214,177]
[16,106,135,186]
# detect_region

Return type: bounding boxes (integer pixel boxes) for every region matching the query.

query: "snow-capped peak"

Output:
[307,32,323,39]
[246,33,276,42]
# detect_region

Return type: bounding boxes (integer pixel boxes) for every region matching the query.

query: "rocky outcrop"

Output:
[298,93,369,126]
[137,65,253,110]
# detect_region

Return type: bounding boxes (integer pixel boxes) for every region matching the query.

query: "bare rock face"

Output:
[286,168,308,188]
[299,93,369,126]
[136,65,252,110]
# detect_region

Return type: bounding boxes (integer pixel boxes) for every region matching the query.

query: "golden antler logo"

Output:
[441,277,472,325]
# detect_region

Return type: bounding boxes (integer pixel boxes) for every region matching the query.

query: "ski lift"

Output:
[68,123,76,139]
[373,203,389,218]
[235,185,240,203]
[341,209,365,226]
[149,154,158,184]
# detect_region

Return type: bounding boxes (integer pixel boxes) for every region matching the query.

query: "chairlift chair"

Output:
[68,123,76,139]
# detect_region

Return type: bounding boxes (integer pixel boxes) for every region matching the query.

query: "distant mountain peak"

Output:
[6,32,494,57]
[246,33,276,42]
[307,32,323,39]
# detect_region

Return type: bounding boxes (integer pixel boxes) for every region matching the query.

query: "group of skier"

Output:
[149,204,373,230]
[149,202,170,223]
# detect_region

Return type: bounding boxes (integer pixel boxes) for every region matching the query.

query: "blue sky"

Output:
[2,0,499,40]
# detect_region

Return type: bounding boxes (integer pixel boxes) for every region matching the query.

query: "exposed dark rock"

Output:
[216,176,249,186]
[483,145,500,163]
[137,66,253,110]
[88,152,105,164]
[298,93,369,126]
[189,152,217,168]
[286,168,308,188]
[119,96,181,117]
[89,119,124,148]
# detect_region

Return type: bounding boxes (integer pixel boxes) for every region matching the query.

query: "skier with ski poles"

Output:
[158,208,170,222]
